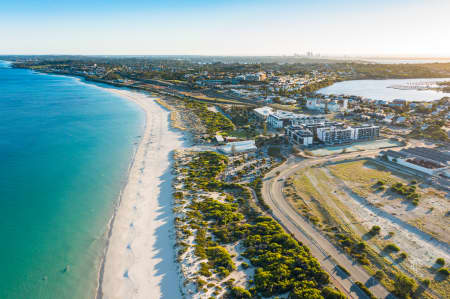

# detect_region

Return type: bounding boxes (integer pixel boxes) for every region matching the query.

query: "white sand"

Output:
[97,88,186,299]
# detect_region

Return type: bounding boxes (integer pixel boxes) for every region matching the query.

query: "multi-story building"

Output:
[316,125,354,145]
[304,122,339,138]
[285,126,314,146]
[286,120,380,146]
[306,98,348,112]
[353,125,380,140]
[290,115,327,126]
[267,110,299,128]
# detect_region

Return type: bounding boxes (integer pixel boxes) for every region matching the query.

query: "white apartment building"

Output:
[306,98,348,112]
[267,110,299,128]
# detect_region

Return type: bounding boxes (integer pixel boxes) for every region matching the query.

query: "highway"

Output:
[262,150,396,299]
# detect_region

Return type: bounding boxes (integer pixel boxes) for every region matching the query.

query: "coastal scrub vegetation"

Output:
[173,150,344,298]
[184,100,234,135]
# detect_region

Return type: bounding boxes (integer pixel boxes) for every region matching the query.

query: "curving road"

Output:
[262,150,395,299]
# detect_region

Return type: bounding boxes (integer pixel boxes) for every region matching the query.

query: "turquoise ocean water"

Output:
[0,61,144,298]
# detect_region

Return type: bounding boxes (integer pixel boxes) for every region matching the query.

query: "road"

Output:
[262,149,395,299]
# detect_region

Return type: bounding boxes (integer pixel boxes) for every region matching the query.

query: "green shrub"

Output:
[241,262,249,269]
[321,286,346,299]
[437,267,449,276]
[374,270,385,280]
[290,288,324,299]
[355,281,376,299]
[384,243,400,253]
[393,273,416,298]
[224,278,235,288]
[369,225,381,236]
[197,277,207,289]
[354,242,366,252]
[199,262,212,277]
[229,286,252,298]
[206,246,235,277]
[436,258,445,266]
[336,265,350,276]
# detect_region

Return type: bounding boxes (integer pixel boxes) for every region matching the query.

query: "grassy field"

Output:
[327,160,407,197]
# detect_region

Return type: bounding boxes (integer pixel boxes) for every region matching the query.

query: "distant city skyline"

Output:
[1,0,449,56]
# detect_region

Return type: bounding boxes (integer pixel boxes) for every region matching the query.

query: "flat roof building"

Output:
[316,125,354,145]
[353,125,380,140]
[253,106,274,120]
[286,126,314,146]
[290,114,327,126]
[382,148,449,176]
[267,110,299,128]
[219,140,257,154]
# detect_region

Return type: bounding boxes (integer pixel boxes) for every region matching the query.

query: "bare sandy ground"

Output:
[97,88,187,299]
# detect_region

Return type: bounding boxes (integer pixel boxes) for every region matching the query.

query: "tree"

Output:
[374,270,385,280]
[229,286,252,298]
[369,225,381,236]
[393,273,416,298]
[321,287,347,299]
[290,288,324,299]
[436,258,445,266]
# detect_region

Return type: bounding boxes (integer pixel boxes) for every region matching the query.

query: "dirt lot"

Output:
[286,159,450,297]
[327,160,450,245]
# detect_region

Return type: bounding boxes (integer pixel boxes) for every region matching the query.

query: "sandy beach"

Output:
[97,88,186,299]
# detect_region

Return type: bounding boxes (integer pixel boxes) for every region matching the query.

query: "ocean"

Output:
[0,61,144,298]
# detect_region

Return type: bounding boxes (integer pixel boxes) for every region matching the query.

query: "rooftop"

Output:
[253,106,273,116]
[402,147,450,164]
[219,140,257,154]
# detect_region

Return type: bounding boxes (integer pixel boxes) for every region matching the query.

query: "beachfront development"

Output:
[3,55,450,299]
[3,0,450,298]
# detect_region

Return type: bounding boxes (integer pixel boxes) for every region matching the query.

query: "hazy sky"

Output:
[1,0,449,56]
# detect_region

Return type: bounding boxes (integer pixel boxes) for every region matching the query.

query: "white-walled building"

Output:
[306,98,348,112]
[267,110,299,128]
[219,140,257,154]
[353,125,380,140]
[286,126,314,146]
[291,115,327,126]
[253,106,274,121]
[316,125,354,145]
[382,147,450,176]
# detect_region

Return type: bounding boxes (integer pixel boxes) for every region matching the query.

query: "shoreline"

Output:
[85,84,188,298]
[96,87,186,299]
[13,68,189,299]
[95,118,142,299]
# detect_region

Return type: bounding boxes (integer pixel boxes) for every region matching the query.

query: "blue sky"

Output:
[1,0,449,56]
